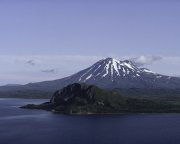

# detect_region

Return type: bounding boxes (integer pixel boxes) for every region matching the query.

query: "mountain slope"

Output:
[0,57,180,98]
[68,57,180,89]
[29,57,180,90]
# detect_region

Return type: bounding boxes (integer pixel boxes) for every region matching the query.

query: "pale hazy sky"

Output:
[0,0,180,85]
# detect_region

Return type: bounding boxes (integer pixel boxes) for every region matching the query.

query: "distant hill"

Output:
[4,84,22,86]
[21,83,180,114]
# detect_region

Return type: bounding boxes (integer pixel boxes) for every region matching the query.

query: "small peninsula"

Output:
[21,83,180,114]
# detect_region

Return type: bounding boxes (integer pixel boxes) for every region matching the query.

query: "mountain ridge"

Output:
[0,57,180,98]
[26,57,180,89]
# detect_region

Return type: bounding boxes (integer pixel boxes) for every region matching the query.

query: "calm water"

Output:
[1,99,180,144]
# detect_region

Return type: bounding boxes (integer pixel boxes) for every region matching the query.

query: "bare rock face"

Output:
[50,83,96,105]
[21,83,123,114]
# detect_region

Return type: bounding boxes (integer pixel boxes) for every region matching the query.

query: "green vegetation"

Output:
[21,83,180,114]
[115,88,180,105]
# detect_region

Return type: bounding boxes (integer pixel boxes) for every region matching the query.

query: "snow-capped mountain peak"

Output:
[77,57,144,82]
[7,57,180,91]
[59,57,180,89]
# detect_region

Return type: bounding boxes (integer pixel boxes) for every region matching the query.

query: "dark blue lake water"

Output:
[1,98,180,144]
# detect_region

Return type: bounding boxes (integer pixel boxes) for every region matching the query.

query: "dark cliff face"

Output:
[22,83,125,114]
[50,83,96,105]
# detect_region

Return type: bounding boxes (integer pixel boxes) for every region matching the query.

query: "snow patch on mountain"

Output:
[140,68,155,74]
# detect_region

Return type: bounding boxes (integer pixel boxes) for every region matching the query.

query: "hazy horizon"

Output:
[0,0,180,85]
